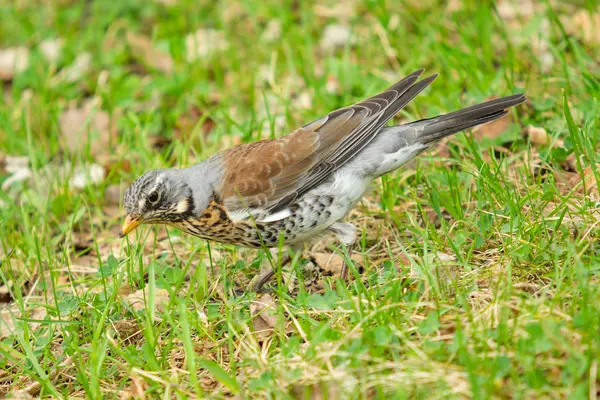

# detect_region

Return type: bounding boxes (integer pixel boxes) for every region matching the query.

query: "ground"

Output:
[0,0,599,398]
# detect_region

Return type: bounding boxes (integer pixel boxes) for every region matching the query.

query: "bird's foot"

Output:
[247,254,292,292]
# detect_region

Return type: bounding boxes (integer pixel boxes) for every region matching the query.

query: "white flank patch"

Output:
[258,208,292,223]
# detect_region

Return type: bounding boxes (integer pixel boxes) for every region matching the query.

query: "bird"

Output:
[121,69,525,289]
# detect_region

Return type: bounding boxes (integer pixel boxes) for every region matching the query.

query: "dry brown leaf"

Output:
[69,164,106,189]
[411,252,461,282]
[472,111,511,141]
[220,134,242,149]
[39,38,63,63]
[55,52,91,83]
[250,293,278,341]
[396,253,412,267]
[446,0,463,12]
[11,356,73,397]
[126,32,174,73]
[0,309,18,339]
[174,106,216,141]
[119,375,148,400]
[104,183,126,206]
[292,91,312,110]
[313,1,355,18]
[0,307,46,339]
[185,29,229,62]
[311,252,363,276]
[555,168,599,198]
[565,10,600,46]
[1,156,32,191]
[99,157,132,178]
[325,75,340,94]
[261,20,282,43]
[290,382,341,400]
[497,0,536,19]
[497,1,554,71]
[111,320,143,345]
[0,285,11,303]
[122,287,170,314]
[320,24,352,51]
[59,97,117,157]
[524,124,549,146]
[0,47,29,81]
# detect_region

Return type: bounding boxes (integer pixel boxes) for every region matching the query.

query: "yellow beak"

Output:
[120,215,141,238]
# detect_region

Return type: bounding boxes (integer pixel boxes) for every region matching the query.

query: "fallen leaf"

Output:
[174,106,216,142]
[69,164,106,190]
[411,252,460,282]
[472,115,511,141]
[32,162,107,196]
[104,183,126,206]
[122,287,170,315]
[250,293,278,341]
[446,0,463,12]
[524,124,549,146]
[0,307,46,339]
[1,156,32,191]
[11,355,72,397]
[59,97,117,157]
[99,157,131,178]
[396,253,412,267]
[126,32,174,73]
[565,10,600,46]
[119,375,148,400]
[261,20,282,43]
[290,382,342,400]
[320,24,352,51]
[325,75,340,94]
[39,38,63,63]
[497,0,554,72]
[219,134,242,149]
[314,1,356,18]
[292,91,312,110]
[185,29,229,62]
[530,18,554,72]
[311,252,362,276]
[0,47,29,80]
[111,319,143,345]
[555,167,599,198]
[56,52,92,83]
[0,284,11,303]
[497,0,536,20]
[71,232,94,255]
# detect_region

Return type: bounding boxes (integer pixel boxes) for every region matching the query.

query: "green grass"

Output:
[1,0,599,398]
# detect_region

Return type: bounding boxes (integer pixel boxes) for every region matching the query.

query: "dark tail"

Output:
[417,93,526,144]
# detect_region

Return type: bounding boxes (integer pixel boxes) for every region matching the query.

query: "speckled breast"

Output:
[172,195,338,248]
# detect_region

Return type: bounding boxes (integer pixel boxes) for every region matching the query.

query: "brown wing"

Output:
[219,70,438,213]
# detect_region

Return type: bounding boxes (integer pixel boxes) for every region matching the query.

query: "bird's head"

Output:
[121,169,195,237]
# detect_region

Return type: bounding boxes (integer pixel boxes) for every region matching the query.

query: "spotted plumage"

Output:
[122,69,525,281]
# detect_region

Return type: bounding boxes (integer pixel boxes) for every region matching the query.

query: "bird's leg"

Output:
[328,222,357,283]
[339,245,354,282]
[249,248,293,292]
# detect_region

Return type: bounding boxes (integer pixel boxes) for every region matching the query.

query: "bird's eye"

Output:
[147,191,160,204]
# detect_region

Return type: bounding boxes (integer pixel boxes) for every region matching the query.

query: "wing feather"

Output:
[218,70,437,214]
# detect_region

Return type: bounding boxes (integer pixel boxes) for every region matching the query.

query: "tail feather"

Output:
[417,93,526,144]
